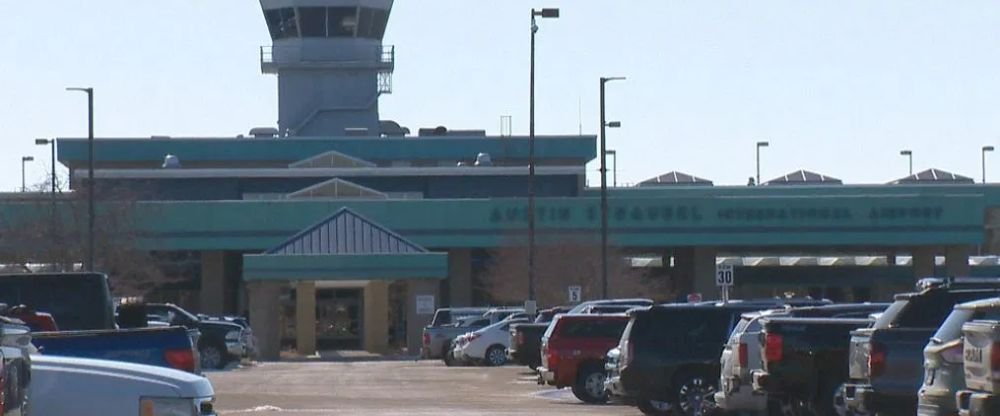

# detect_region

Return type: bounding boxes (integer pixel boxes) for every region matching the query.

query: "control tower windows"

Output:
[327,7,358,37]
[264,8,299,40]
[357,8,389,39]
[299,7,327,37]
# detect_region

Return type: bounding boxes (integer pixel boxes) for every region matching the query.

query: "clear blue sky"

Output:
[2,0,999,192]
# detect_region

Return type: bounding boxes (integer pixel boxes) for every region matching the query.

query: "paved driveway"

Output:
[209,360,643,415]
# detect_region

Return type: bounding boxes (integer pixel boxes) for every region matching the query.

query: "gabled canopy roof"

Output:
[289,150,376,169]
[891,168,975,185]
[267,207,427,255]
[764,170,842,186]
[286,178,388,200]
[638,171,713,186]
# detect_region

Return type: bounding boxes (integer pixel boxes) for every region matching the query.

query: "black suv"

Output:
[613,299,828,416]
[146,303,246,370]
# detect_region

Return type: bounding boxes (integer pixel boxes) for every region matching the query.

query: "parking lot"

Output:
[208,360,641,415]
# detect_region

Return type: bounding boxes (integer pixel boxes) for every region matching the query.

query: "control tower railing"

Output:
[260,44,395,73]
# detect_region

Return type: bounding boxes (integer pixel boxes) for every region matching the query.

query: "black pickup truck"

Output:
[844,282,1000,415]
[508,307,577,369]
[753,317,872,415]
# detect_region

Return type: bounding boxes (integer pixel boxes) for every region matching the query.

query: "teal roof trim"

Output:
[242,253,448,281]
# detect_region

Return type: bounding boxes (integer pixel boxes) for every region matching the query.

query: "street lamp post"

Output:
[984,146,995,184]
[599,76,625,299]
[900,150,913,176]
[35,138,56,194]
[605,150,617,187]
[527,8,558,302]
[67,87,95,272]
[20,156,34,192]
[755,141,769,185]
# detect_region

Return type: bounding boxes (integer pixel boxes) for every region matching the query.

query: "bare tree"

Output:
[479,239,672,307]
[0,181,177,297]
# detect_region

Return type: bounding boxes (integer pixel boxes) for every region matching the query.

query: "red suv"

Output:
[538,313,630,403]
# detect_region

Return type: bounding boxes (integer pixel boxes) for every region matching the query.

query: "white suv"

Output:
[453,317,530,366]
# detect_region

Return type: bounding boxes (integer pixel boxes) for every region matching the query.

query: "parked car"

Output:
[955,318,1000,415]
[918,298,1000,416]
[537,313,630,403]
[845,280,1000,415]
[423,307,523,363]
[753,316,873,415]
[508,307,571,369]
[0,319,32,416]
[716,303,888,416]
[30,354,217,415]
[567,299,654,314]
[610,299,829,416]
[428,307,489,328]
[452,316,530,366]
[146,303,247,369]
[0,273,115,330]
[32,326,198,373]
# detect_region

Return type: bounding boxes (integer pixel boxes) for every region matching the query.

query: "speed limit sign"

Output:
[715,265,735,287]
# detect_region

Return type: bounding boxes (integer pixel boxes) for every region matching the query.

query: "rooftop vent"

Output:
[380,120,410,137]
[475,153,493,166]
[249,127,279,138]
[418,126,449,137]
[162,154,182,169]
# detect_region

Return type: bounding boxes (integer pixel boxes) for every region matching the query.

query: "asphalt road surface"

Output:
[208,359,644,415]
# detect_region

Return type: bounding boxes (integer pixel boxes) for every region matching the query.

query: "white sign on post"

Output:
[416,295,435,315]
[716,265,735,287]
[568,286,582,303]
[716,264,735,303]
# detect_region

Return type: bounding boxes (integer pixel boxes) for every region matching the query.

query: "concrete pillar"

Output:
[295,281,316,356]
[248,281,284,361]
[447,249,473,307]
[672,247,718,300]
[406,279,441,354]
[912,247,937,280]
[200,251,227,315]
[945,245,971,277]
[363,280,390,353]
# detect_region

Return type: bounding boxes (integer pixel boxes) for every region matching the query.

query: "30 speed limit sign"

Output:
[715,265,735,287]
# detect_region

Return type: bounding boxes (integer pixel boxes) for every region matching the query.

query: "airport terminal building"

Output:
[3,0,1000,359]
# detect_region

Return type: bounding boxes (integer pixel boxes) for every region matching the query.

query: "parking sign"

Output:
[715,265,735,287]
[568,286,582,303]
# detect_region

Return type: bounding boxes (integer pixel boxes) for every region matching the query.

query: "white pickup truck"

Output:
[30,355,217,416]
[957,319,1000,416]
[0,319,217,416]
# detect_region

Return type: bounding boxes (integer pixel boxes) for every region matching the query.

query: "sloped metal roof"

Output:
[266,207,428,255]
[289,150,376,169]
[638,171,713,186]
[286,178,388,200]
[764,170,843,186]
[892,168,975,184]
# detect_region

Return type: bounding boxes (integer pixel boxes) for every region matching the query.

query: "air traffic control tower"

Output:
[259,0,395,137]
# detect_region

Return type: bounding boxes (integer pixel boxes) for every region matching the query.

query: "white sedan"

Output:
[452,317,530,366]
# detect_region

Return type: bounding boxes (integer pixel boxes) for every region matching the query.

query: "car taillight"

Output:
[739,343,748,368]
[422,333,430,346]
[764,334,783,363]
[165,348,196,373]
[868,342,886,378]
[992,343,1000,373]
[939,341,964,365]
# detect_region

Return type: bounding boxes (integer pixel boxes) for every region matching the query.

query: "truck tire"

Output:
[571,364,609,404]
[485,345,508,366]
[637,397,672,416]
[672,373,719,416]
[200,344,227,370]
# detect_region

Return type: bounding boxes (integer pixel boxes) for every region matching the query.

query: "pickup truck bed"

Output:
[756,317,871,413]
[34,326,198,373]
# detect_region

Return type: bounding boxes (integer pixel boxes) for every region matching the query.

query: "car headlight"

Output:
[225,330,241,342]
[140,397,198,416]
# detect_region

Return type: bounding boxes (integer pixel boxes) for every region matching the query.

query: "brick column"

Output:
[406,279,440,354]
[448,249,473,307]
[363,280,390,353]
[911,247,937,280]
[295,281,316,356]
[945,245,971,277]
[200,251,226,315]
[248,281,284,361]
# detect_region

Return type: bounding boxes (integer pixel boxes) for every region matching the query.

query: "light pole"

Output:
[599,76,625,299]
[67,87,95,272]
[984,146,995,184]
[605,150,617,187]
[900,150,913,176]
[527,7,559,302]
[35,138,57,194]
[20,156,34,192]
[755,141,769,185]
